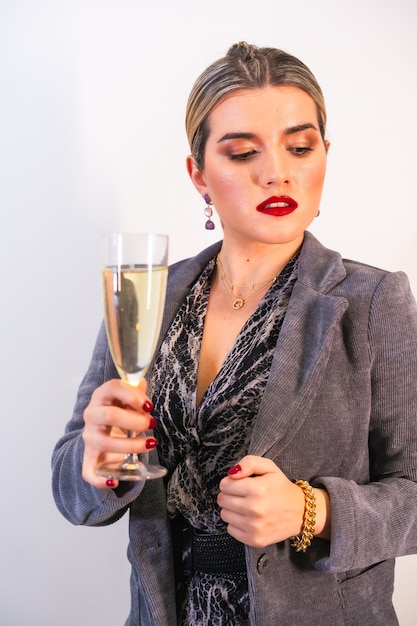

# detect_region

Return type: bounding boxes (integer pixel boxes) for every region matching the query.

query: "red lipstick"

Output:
[256,195,298,216]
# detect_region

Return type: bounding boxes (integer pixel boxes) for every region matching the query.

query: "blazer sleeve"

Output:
[315,271,417,573]
[51,323,146,526]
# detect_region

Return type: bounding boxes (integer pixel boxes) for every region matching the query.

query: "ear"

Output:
[324,140,331,154]
[186,155,208,197]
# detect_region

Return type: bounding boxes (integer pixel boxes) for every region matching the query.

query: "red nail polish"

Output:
[145,438,157,449]
[143,400,154,413]
[149,417,157,429]
[106,479,116,488]
[227,464,242,476]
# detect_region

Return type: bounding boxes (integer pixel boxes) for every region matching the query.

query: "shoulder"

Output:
[167,240,222,288]
[301,232,411,297]
[157,241,222,332]
[335,257,411,302]
[338,257,391,290]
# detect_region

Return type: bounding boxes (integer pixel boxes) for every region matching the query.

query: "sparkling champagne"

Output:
[102,265,168,386]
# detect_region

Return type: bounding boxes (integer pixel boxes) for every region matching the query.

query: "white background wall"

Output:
[1,1,416,624]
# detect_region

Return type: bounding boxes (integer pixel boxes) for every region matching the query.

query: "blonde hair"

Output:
[186,42,327,170]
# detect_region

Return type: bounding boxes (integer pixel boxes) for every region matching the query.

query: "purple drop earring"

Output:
[203,194,215,230]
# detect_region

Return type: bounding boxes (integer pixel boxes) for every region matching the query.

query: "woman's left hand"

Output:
[217,455,330,548]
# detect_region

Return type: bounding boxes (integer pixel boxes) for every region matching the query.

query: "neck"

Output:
[217,237,303,287]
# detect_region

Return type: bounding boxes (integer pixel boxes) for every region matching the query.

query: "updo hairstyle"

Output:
[185,41,327,170]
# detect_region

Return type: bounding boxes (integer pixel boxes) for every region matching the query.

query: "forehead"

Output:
[208,86,319,134]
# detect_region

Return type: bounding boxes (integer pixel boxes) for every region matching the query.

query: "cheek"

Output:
[206,168,245,201]
[303,161,327,195]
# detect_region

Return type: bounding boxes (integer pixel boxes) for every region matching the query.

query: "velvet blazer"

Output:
[52,232,417,626]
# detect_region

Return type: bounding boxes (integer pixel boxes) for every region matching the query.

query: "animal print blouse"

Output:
[151,253,299,625]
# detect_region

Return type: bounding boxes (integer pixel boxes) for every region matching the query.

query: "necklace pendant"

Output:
[232,298,244,310]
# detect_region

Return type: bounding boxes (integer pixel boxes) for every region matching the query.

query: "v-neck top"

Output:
[152,254,298,529]
[150,254,299,623]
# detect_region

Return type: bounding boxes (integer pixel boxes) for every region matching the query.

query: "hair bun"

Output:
[227,41,259,62]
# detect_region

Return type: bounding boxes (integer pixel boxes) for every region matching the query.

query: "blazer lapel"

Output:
[249,280,348,457]
[150,232,350,459]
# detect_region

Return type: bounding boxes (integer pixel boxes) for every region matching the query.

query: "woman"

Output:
[52,42,417,625]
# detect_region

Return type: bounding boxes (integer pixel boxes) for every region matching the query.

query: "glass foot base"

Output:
[96,460,167,481]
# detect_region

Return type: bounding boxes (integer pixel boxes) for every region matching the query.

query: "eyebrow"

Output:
[217,124,318,143]
[284,123,318,135]
[217,132,256,143]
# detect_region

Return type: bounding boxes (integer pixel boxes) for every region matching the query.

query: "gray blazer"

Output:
[52,232,417,625]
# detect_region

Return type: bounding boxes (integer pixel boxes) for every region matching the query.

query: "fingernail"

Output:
[227,464,242,476]
[106,479,116,488]
[149,417,157,429]
[142,400,154,413]
[145,438,158,449]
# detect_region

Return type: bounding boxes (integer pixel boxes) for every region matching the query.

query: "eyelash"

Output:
[290,146,313,156]
[228,150,258,161]
[228,146,313,162]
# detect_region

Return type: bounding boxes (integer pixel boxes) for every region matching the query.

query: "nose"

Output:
[258,149,289,187]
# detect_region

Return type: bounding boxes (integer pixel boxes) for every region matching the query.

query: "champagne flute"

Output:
[96,232,169,481]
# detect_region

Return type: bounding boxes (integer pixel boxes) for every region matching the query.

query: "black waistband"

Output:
[171,515,247,575]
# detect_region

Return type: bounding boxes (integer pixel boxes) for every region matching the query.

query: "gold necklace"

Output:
[216,255,277,310]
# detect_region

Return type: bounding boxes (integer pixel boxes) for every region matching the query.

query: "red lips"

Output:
[256,195,298,216]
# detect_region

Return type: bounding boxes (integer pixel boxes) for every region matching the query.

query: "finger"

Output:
[226,455,279,479]
[219,456,280,496]
[83,474,121,490]
[82,437,156,488]
[226,516,269,548]
[220,506,247,530]
[82,448,121,489]
[217,489,246,512]
[219,500,267,548]
[84,400,156,438]
[83,422,158,455]
[90,378,152,414]
[82,468,120,490]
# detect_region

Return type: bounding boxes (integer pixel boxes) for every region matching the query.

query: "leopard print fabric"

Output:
[151,253,299,625]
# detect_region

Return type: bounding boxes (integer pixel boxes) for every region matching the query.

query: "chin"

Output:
[259,227,306,247]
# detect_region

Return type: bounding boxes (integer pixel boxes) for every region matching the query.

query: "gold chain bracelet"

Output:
[290,480,316,552]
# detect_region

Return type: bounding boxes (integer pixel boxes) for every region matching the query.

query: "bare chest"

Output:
[196,287,261,406]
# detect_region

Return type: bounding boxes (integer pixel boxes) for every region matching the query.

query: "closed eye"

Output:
[228,150,258,161]
[289,146,313,156]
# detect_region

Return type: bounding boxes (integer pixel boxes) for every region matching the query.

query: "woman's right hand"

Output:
[81,378,157,489]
